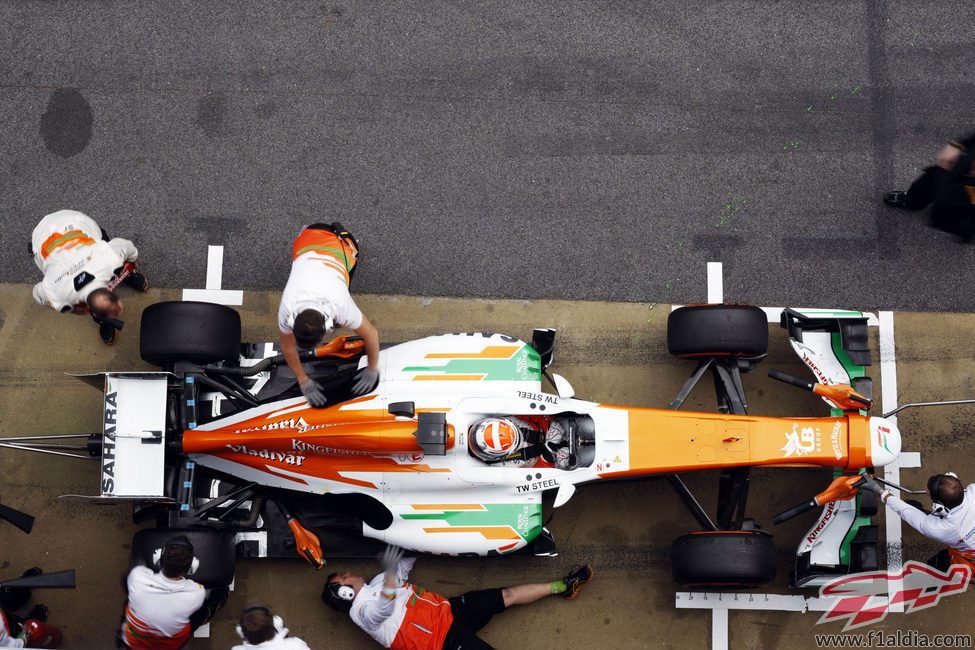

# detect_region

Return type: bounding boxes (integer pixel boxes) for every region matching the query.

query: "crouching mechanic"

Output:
[277,223,380,407]
[322,545,593,649]
[30,209,148,344]
[120,536,228,649]
[862,473,975,573]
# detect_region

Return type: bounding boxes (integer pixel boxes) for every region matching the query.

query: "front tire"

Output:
[667,303,768,358]
[671,530,776,588]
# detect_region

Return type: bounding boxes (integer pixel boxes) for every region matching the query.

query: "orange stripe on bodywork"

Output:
[422,526,522,540]
[411,504,485,511]
[423,346,520,359]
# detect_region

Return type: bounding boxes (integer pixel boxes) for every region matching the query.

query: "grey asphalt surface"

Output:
[2,2,975,312]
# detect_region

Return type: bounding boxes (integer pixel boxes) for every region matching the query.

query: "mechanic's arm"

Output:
[883,494,955,545]
[32,282,71,313]
[280,330,328,407]
[280,330,309,384]
[357,546,407,627]
[353,314,380,371]
[107,237,140,265]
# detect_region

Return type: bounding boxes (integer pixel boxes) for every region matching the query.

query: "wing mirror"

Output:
[551,373,574,399]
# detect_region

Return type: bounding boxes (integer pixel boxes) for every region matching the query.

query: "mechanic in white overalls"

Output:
[277,222,380,407]
[30,209,147,344]
[322,545,593,649]
[863,473,975,574]
[468,416,572,469]
[231,602,310,649]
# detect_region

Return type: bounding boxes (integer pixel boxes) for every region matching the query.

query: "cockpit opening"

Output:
[467,413,594,470]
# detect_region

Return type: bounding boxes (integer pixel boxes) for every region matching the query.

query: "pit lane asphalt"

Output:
[3,2,975,315]
[1,284,974,649]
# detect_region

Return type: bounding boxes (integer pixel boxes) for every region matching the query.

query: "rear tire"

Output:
[140,301,241,365]
[667,304,768,358]
[671,530,776,588]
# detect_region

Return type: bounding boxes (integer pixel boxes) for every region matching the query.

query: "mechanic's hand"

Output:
[352,367,380,395]
[857,474,885,495]
[299,377,327,407]
[381,544,405,576]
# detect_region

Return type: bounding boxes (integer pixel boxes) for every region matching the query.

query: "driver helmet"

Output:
[469,417,524,461]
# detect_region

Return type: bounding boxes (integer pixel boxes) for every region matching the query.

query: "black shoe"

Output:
[562,564,593,599]
[124,268,149,292]
[884,191,908,208]
[21,567,42,578]
[99,322,119,345]
[26,604,48,623]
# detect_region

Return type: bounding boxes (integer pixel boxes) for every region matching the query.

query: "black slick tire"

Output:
[140,301,241,365]
[671,530,776,588]
[667,303,768,358]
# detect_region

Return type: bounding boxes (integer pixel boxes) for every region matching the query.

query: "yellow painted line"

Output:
[411,504,485,511]
[423,345,519,360]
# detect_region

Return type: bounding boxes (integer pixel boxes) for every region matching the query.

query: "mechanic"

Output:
[322,545,593,650]
[862,473,975,573]
[0,568,59,648]
[885,131,975,241]
[30,209,148,344]
[231,601,310,649]
[277,222,380,407]
[468,416,571,468]
[119,535,228,649]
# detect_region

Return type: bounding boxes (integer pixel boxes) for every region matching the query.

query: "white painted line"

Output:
[182,288,244,305]
[878,310,905,613]
[711,607,728,650]
[898,451,921,468]
[676,592,841,612]
[182,244,243,305]
[206,245,224,290]
[193,622,210,638]
[707,262,723,303]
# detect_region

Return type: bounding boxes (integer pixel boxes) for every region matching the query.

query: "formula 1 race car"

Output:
[11,301,898,591]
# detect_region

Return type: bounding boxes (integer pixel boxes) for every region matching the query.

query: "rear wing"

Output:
[61,373,171,501]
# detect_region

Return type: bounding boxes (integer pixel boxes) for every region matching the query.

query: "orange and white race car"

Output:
[21,302,898,590]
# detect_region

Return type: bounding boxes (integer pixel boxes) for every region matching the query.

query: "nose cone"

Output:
[867,417,901,467]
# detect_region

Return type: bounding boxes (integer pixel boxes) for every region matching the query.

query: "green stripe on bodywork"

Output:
[401,503,542,542]
[403,346,540,381]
